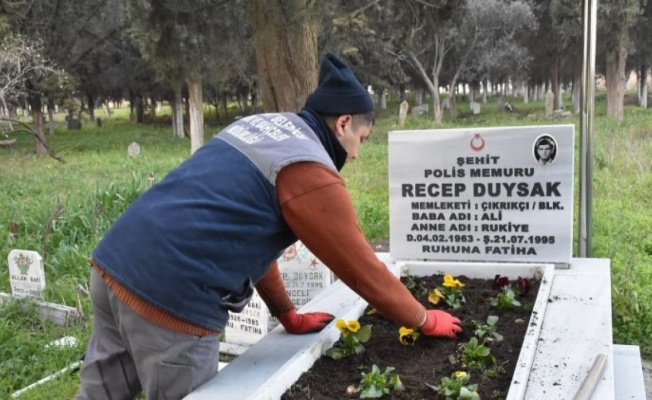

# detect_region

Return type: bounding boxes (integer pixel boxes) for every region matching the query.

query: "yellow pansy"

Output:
[347,320,361,333]
[443,274,465,289]
[398,326,419,345]
[336,319,349,336]
[336,319,360,336]
[428,289,444,305]
[454,371,468,381]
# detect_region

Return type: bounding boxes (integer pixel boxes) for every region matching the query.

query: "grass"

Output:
[0,93,651,398]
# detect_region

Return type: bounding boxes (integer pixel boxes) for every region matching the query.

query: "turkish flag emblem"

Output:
[470,133,485,152]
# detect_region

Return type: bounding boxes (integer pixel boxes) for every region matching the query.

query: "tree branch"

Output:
[0,117,65,163]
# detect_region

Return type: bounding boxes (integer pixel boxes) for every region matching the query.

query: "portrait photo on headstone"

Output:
[532,134,558,165]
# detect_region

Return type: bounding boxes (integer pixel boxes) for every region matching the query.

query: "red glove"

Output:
[278,309,334,334]
[420,310,462,338]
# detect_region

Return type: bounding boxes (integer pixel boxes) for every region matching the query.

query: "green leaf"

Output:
[424,382,440,392]
[460,387,480,400]
[357,325,372,342]
[487,315,499,325]
[360,386,384,398]
[390,374,404,390]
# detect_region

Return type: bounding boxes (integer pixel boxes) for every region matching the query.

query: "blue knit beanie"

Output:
[305,53,374,115]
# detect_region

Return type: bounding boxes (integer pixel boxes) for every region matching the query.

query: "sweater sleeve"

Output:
[255,260,296,317]
[276,162,427,328]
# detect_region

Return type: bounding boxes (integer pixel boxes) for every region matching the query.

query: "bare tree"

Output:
[0,34,60,155]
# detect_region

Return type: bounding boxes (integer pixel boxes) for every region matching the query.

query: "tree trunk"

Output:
[251,86,259,114]
[136,95,145,124]
[252,0,318,112]
[572,56,582,114]
[87,94,95,124]
[550,61,561,110]
[105,101,112,119]
[187,77,205,154]
[604,25,630,119]
[29,94,47,157]
[47,97,56,135]
[0,98,14,131]
[639,64,648,108]
[432,77,442,124]
[172,85,185,138]
[415,87,424,106]
[129,91,135,121]
[449,82,458,118]
[482,79,488,104]
[605,41,627,120]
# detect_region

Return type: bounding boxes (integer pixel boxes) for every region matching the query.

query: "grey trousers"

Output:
[76,268,220,400]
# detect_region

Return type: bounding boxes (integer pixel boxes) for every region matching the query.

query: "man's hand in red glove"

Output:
[278,309,335,334]
[420,310,462,338]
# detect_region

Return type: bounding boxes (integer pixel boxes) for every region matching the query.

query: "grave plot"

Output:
[2,249,84,398]
[187,125,642,399]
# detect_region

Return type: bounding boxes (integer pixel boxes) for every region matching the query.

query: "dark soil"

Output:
[282,274,540,400]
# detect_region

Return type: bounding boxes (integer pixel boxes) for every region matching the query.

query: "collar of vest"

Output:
[297,107,347,171]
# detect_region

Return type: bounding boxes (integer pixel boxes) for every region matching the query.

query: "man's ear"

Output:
[331,115,353,138]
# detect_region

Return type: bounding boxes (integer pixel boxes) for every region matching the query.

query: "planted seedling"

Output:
[450,337,495,371]
[491,285,521,310]
[325,319,372,360]
[472,315,503,344]
[426,371,480,400]
[357,364,404,398]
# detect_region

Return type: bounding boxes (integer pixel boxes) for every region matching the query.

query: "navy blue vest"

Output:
[93,113,336,330]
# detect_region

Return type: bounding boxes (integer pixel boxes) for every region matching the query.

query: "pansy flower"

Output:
[428,288,444,305]
[443,274,465,289]
[335,319,360,337]
[398,326,419,345]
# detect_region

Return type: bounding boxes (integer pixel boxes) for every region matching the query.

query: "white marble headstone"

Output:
[221,242,334,349]
[127,142,140,157]
[8,249,45,298]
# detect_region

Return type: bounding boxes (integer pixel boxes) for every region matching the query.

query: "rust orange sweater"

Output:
[94,162,426,335]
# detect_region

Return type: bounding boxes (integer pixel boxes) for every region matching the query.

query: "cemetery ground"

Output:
[1,94,651,399]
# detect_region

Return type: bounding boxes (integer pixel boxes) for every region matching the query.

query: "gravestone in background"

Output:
[470,101,481,115]
[442,96,451,110]
[2,249,81,326]
[412,104,429,116]
[545,90,554,117]
[127,142,140,157]
[221,242,334,351]
[224,291,269,347]
[398,101,409,128]
[67,119,82,130]
[8,249,45,298]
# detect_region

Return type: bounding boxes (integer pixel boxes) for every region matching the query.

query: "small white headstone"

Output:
[470,101,481,115]
[8,249,45,298]
[412,104,429,116]
[398,101,409,127]
[221,242,334,349]
[545,90,555,117]
[268,242,333,329]
[127,142,140,157]
[225,291,268,347]
[442,96,451,110]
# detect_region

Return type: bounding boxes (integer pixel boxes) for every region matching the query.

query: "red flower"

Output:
[517,276,531,296]
[493,275,510,291]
